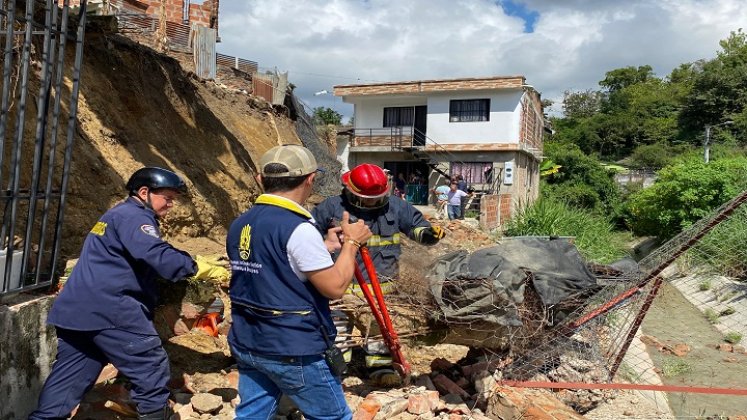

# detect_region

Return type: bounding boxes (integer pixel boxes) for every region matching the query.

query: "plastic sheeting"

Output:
[428,237,599,327]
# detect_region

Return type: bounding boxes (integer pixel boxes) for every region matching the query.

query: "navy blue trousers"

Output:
[29,327,171,419]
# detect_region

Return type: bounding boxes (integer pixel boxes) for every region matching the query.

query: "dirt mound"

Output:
[49,34,337,258]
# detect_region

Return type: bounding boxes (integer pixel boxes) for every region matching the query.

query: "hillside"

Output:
[55,34,335,258]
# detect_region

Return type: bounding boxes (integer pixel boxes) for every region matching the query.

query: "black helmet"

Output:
[126,167,187,195]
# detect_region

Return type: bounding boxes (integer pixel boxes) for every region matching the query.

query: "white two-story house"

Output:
[334,75,544,227]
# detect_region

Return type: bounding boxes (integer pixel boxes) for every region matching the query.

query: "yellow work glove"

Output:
[413,225,446,245]
[192,255,230,282]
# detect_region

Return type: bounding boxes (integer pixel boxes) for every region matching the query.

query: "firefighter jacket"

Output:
[311,194,433,283]
[227,195,335,356]
[47,197,197,335]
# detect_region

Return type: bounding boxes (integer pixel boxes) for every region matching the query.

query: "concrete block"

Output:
[0,295,57,420]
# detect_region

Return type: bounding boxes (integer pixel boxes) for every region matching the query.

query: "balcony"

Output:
[351,126,425,150]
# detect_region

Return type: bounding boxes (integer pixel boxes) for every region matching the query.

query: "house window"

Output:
[383,107,414,127]
[450,162,494,185]
[449,99,490,122]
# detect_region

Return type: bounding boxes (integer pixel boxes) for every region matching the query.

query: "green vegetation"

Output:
[626,155,747,239]
[687,206,747,278]
[698,279,712,291]
[725,332,743,344]
[504,198,629,264]
[661,357,693,378]
[720,307,736,316]
[521,29,747,275]
[704,308,719,324]
[312,106,342,126]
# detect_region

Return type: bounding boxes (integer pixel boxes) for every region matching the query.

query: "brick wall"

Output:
[479,194,500,230]
[61,0,219,31]
[499,193,512,225]
[335,76,525,97]
[519,91,543,151]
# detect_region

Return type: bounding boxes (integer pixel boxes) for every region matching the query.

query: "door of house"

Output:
[414,106,427,146]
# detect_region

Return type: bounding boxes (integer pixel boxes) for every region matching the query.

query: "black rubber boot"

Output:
[138,406,173,420]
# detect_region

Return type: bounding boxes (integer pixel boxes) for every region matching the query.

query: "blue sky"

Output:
[216,0,746,121]
[498,0,539,33]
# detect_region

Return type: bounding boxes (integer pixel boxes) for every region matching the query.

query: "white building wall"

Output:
[352,96,427,129]
[349,90,523,145]
[426,90,522,144]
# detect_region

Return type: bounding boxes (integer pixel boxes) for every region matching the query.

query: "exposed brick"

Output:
[353,398,381,420]
[407,391,439,414]
[432,374,470,399]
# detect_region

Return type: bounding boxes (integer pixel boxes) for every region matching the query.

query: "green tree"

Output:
[542,141,620,212]
[626,155,747,238]
[562,89,602,118]
[599,65,655,92]
[680,29,747,142]
[312,106,342,126]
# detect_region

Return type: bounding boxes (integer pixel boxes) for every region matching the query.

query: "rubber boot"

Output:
[138,406,173,420]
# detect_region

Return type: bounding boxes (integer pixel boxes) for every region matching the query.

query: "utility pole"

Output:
[704,121,733,164]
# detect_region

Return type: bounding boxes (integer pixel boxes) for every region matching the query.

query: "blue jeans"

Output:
[447,204,461,220]
[230,345,352,420]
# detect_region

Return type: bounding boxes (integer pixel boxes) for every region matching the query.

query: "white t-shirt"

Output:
[287,221,334,281]
[447,189,468,206]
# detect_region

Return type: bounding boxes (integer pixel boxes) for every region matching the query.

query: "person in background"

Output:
[431,180,450,220]
[30,167,228,420]
[227,145,371,420]
[394,172,406,199]
[455,174,469,220]
[447,181,468,220]
[312,163,445,385]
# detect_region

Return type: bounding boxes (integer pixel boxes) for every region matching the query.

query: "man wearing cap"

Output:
[311,163,445,385]
[227,145,371,420]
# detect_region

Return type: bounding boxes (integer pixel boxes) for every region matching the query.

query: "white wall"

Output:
[349,90,523,145]
[351,96,427,129]
[426,90,522,144]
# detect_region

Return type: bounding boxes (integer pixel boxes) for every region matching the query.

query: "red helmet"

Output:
[342,164,392,209]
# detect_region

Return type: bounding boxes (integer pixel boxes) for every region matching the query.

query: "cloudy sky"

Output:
[217,0,746,120]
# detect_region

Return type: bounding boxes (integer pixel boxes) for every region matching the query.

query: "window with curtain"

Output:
[450,162,494,185]
[449,99,490,122]
[383,107,415,127]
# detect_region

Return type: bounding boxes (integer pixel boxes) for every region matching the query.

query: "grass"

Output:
[698,279,712,291]
[719,307,736,316]
[618,362,642,383]
[688,206,747,279]
[661,357,693,378]
[725,332,743,344]
[704,308,720,324]
[503,198,630,264]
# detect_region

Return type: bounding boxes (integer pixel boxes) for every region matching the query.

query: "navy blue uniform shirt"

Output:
[47,197,196,335]
[311,194,432,282]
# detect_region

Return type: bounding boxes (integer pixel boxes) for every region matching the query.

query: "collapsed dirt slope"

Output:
[62,34,310,257]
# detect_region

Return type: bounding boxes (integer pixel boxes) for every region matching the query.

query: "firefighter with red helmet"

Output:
[312,163,445,383]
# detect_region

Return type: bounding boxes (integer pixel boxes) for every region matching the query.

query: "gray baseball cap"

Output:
[259,145,320,178]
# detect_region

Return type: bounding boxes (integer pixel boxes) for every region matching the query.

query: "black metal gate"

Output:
[0,0,86,296]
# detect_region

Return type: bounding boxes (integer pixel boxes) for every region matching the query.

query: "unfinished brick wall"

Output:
[520,91,543,151]
[61,0,219,31]
[479,194,500,230]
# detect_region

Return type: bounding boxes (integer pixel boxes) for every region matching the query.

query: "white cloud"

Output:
[218,0,747,118]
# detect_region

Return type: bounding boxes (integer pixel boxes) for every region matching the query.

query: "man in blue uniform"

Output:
[30,167,228,420]
[227,145,372,420]
[311,163,445,384]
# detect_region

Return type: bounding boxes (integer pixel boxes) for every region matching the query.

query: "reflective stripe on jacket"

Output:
[311,194,432,282]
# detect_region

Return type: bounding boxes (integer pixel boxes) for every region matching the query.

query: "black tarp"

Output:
[428,237,599,327]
